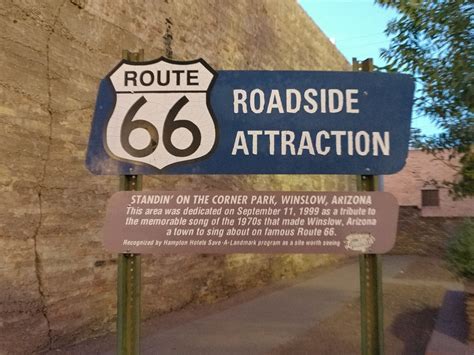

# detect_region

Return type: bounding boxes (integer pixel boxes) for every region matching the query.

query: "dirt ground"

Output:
[270,284,445,354]
[48,257,464,354]
[270,257,459,355]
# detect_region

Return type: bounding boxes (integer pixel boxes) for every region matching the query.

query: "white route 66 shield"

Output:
[105,58,217,170]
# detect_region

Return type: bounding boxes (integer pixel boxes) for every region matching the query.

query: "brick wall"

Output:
[385,150,474,217]
[0,0,353,352]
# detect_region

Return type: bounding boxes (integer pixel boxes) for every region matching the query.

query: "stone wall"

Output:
[0,0,353,352]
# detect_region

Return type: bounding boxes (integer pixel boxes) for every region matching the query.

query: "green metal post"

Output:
[117,49,144,355]
[353,58,384,355]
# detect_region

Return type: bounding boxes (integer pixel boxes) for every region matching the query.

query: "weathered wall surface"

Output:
[0,0,352,352]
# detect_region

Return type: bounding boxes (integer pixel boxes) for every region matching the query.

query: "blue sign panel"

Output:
[86,57,414,175]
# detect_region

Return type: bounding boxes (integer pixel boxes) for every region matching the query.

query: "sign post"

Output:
[354,57,384,355]
[117,49,143,355]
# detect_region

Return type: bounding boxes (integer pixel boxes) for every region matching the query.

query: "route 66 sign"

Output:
[88,57,217,172]
[86,59,414,175]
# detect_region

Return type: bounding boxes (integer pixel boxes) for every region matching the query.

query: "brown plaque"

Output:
[103,191,398,254]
